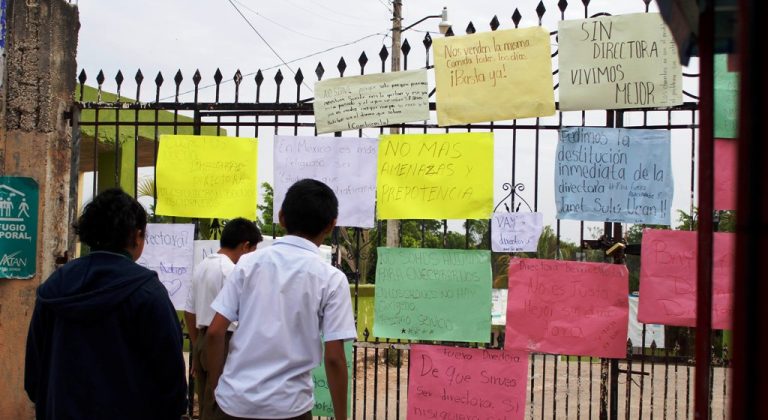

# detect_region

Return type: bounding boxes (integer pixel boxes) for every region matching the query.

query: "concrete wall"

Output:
[0,0,79,417]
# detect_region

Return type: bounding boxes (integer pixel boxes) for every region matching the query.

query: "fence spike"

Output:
[558,0,569,13]
[401,39,411,56]
[78,69,87,85]
[174,69,183,86]
[337,57,347,76]
[512,9,522,28]
[358,52,368,71]
[378,45,389,62]
[294,68,304,85]
[255,69,264,86]
[490,15,500,31]
[96,70,105,86]
[423,32,432,49]
[213,68,223,85]
[192,69,201,86]
[314,63,325,80]
[274,69,284,85]
[135,69,144,85]
[536,1,547,22]
[233,69,243,86]
[154,71,164,87]
[445,26,454,37]
[466,21,476,34]
[115,70,124,88]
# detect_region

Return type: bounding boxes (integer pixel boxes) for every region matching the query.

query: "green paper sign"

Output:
[311,340,353,417]
[715,54,738,139]
[0,177,38,279]
[373,248,492,343]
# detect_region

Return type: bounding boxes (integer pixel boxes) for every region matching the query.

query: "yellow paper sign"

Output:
[156,135,257,219]
[558,13,682,110]
[432,27,555,126]
[377,133,493,219]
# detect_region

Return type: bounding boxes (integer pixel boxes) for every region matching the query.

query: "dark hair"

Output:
[74,188,148,252]
[220,218,262,249]
[281,179,338,236]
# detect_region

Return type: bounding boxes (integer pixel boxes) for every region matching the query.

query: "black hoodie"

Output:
[24,251,187,420]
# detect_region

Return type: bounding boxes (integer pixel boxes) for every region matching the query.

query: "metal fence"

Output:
[72,0,729,419]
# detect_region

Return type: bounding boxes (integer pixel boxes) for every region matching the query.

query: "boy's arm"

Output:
[324,340,348,420]
[205,312,232,391]
[183,311,198,349]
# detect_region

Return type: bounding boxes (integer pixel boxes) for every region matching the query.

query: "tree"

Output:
[256,182,286,238]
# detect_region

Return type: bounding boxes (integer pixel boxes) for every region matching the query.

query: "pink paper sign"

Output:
[714,139,737,210]
[638,229,734,329]
[408,345,528,420]
[505,258,629,358]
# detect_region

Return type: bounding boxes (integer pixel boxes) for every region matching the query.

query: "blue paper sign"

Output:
[555,127,673,225]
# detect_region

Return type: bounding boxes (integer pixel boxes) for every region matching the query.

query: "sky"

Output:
[75,0,701,243]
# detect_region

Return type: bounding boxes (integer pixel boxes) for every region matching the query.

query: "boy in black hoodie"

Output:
[24,188,187,420]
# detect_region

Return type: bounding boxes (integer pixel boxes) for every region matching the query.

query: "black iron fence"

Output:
[73,0,728,419]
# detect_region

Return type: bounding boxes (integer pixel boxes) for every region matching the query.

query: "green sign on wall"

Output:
[0,177,38,279]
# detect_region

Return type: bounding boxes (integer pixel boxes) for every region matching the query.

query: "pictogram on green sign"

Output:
[0,177,38,279]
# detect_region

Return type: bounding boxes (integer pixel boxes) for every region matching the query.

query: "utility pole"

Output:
[386,0,402,248]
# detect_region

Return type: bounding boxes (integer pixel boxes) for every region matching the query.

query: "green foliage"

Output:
[256,182,286,238]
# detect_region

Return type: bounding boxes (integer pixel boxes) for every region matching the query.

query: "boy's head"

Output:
[220,218,262,263]
[279,179,338,239]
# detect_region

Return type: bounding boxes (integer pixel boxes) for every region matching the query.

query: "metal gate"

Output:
[72,1,729,418]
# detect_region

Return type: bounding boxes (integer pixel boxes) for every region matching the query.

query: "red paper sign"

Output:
[408,345,527,420]
[714,139,737,210]
[505,259,629,359]
[638,229,734,329]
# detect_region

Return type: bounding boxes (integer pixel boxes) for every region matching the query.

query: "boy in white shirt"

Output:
[184,218,262,419]
[207,179,357,420]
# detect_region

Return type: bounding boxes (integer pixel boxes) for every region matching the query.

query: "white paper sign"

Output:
[491,289,508,326]
[313,69,429,134]
[558,13,682,111]
[491,212,544,252]
[273,136,378,228]
[192,240,219,274]
[137,223,195,310]
[628,295,665,348]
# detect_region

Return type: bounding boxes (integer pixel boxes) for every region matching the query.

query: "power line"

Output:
[233,0,337,43]
[282,0,377,28]
[160,31,388,101]
[226,0,313,92]
[375,0,393,13]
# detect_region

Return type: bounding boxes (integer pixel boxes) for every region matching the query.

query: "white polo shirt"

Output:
[185,253,235,330]
[211,235,357,419]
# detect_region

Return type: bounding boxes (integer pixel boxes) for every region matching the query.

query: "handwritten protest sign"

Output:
[313,70,429,134]
[377,133,493,220]
[505,258,629,358]
[311,340,353,417]
[492,289,508,326]
[638,229,734,330]
[373,248,491,342]
[491,212,543,253]
[408,345,527,420]
[714,139,737,210]
[628,295,665,348]
[558,13,682,110]
[156,135,257,219]
[192,240,219,272]
[715,54,738,138]
[273,136,377,228]
[556,127,674,225]
[432,27,555,126]
[137,224,195,309]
